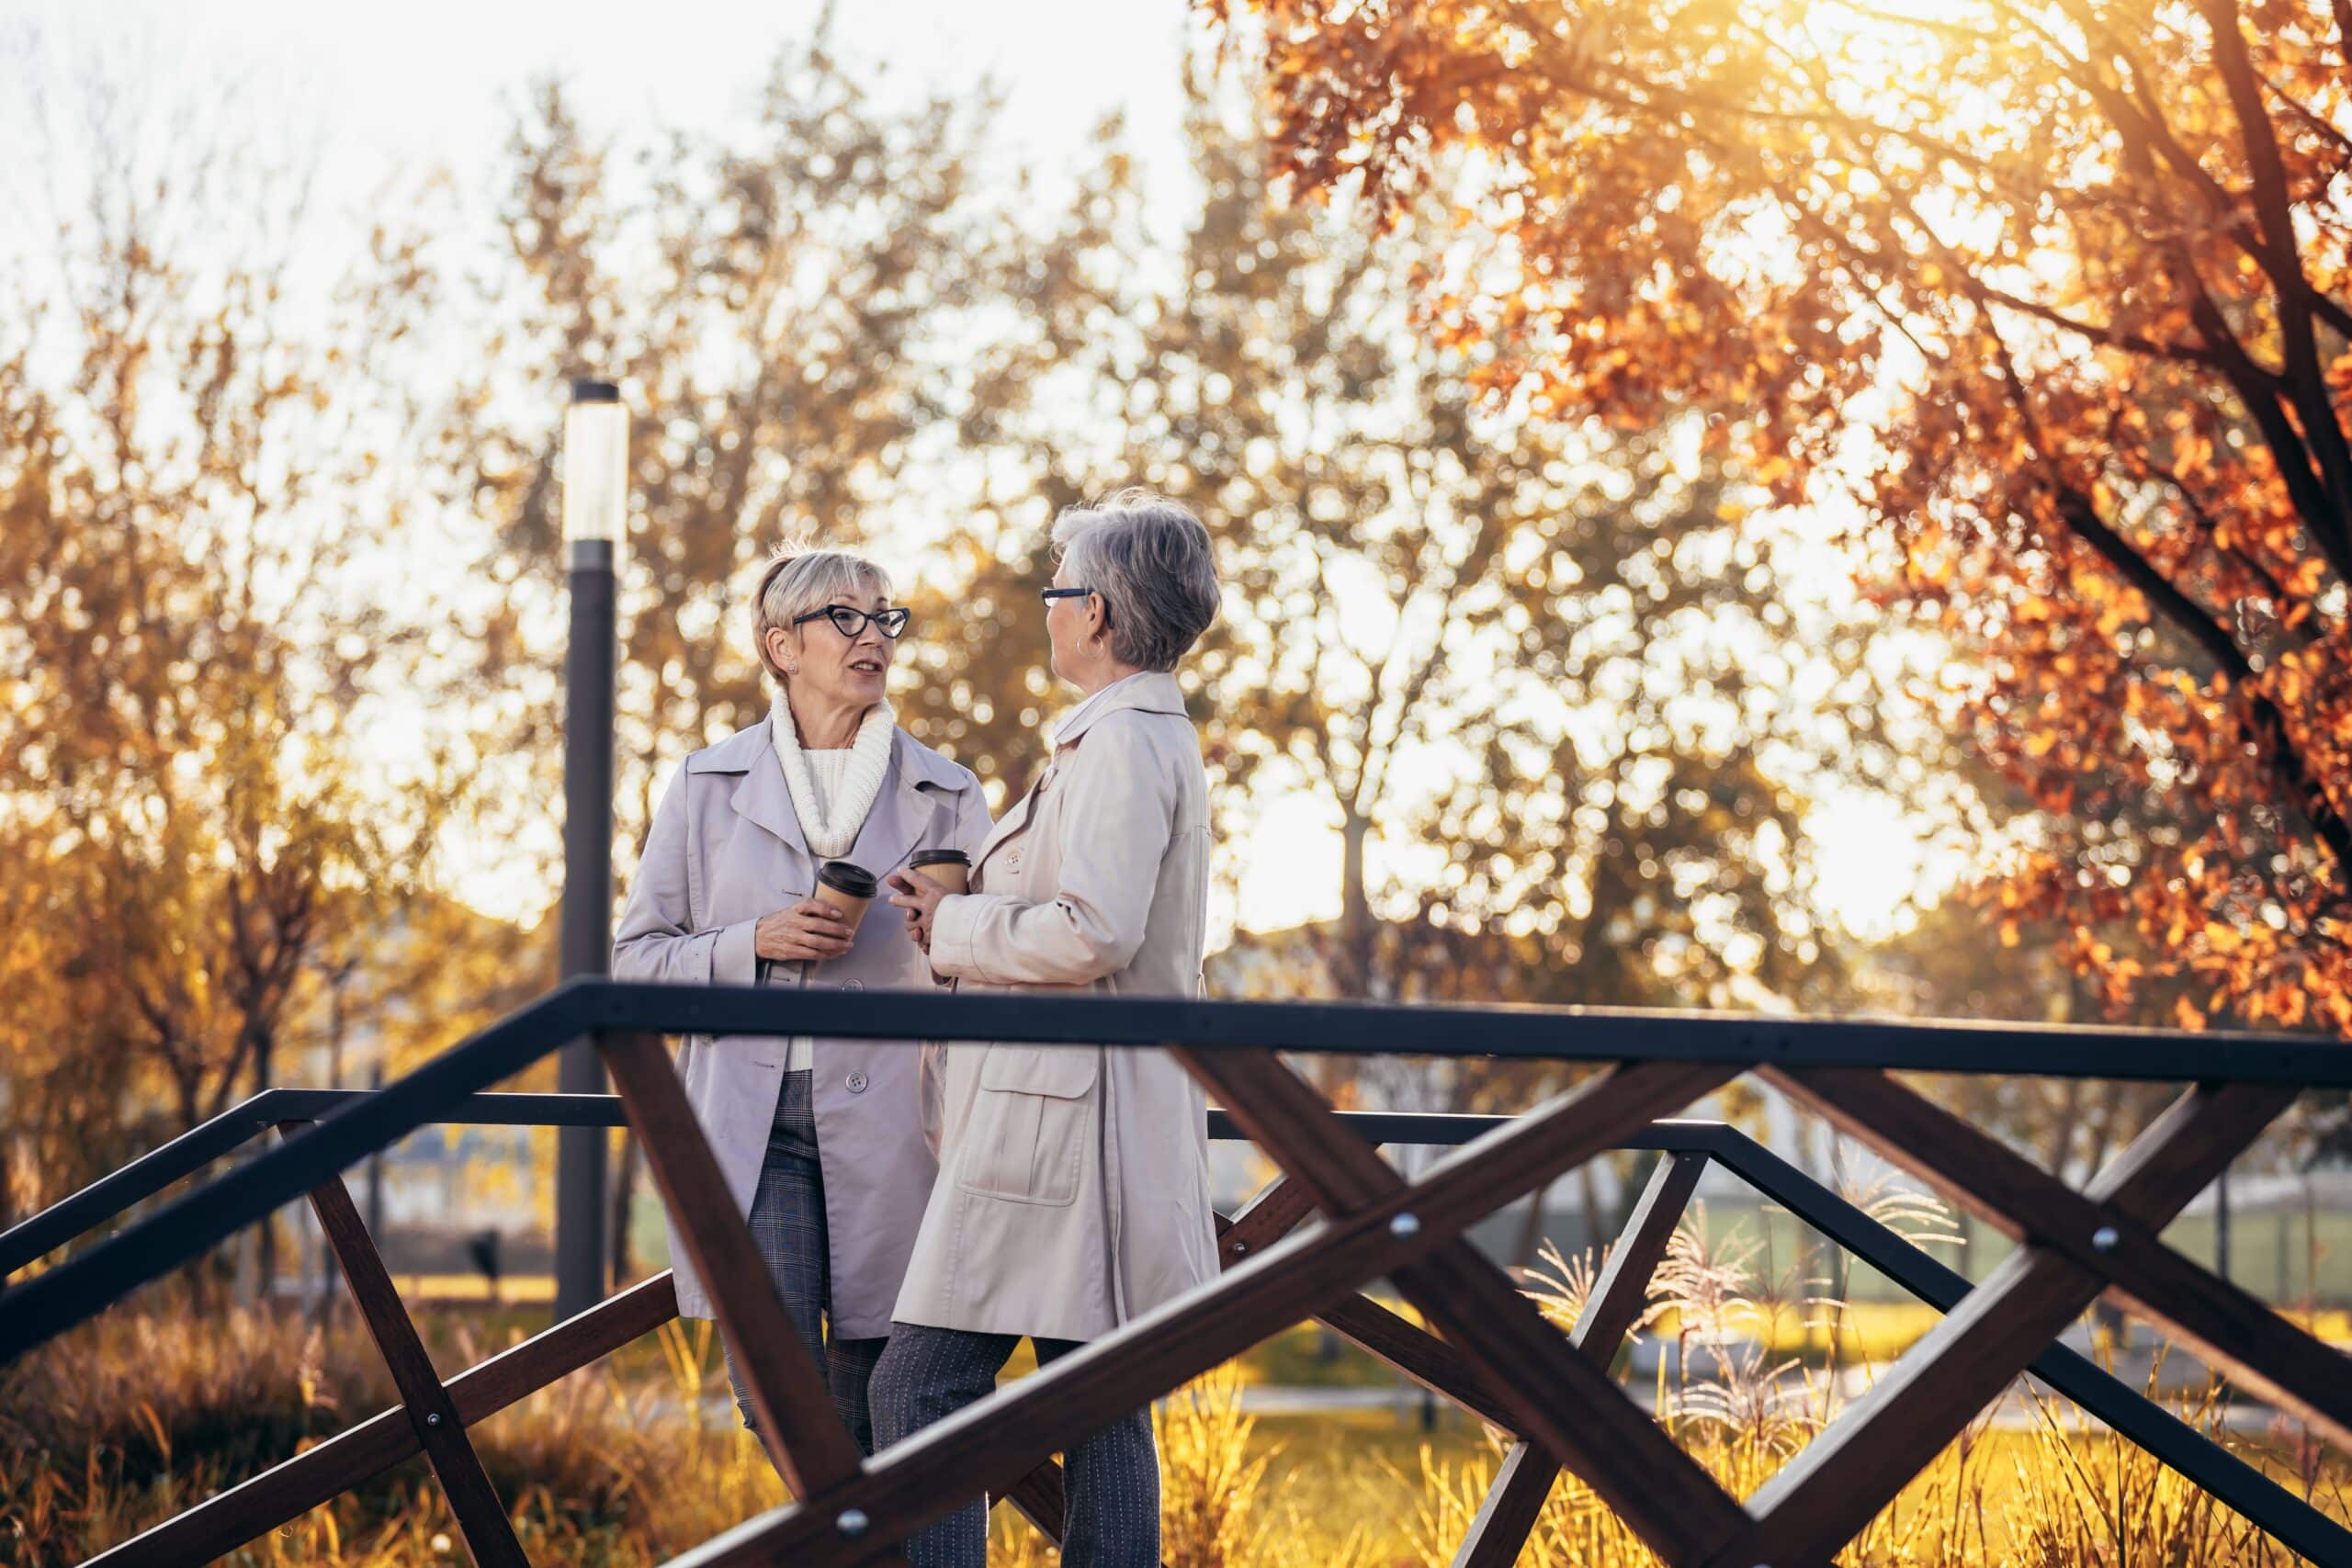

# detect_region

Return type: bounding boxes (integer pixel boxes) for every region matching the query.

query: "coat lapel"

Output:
[727,720,811,861]
[1050,671,1187,747]
[844,747,920,877]
[972,761,1054,882]
[844,731,979,878]
[966,675,1183,884]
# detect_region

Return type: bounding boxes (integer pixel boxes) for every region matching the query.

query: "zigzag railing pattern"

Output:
[2,981,2346,1565]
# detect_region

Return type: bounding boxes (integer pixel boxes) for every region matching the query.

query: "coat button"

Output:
[842,979,865,992]
[846,1072,869,1093]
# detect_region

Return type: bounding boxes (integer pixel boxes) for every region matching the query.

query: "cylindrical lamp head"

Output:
[562,379,628,552]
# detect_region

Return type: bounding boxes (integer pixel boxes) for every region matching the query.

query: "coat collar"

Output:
[1051,671,1188,750]
[890,727,976,794]
[970,679,1181,880]
[715,717,810,858]
[853,730,973,878]
[685,716,972,873]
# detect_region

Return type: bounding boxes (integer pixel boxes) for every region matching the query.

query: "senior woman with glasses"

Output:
[875,491,1223,1568]
[612,547,990,1473]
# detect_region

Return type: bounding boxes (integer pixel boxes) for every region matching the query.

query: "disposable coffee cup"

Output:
[907,849,971,895]
[813,860,879,934]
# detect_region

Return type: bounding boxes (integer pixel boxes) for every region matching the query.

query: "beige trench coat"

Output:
[612,717,992,1335]
[895,672,1220,1342]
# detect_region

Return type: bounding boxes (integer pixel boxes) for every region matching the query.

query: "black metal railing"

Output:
[1,980,2345,1568]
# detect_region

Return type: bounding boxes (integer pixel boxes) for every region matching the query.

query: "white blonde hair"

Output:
[750,547,894,685]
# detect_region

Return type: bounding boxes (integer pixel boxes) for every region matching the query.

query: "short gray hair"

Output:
[751,547,894,685]
[1050,490,1220,672]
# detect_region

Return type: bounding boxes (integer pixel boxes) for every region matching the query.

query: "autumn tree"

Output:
[0,53,497,1274]
[353,39,1104,1277]
[1003,89,1895,1021]
[910,87,1929,1268]
[365,41,1062,854]
[1221,0,2352,1035]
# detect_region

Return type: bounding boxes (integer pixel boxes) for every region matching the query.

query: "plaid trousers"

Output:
[726,1069,887,1451]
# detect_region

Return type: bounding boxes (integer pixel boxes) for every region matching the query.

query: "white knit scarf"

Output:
[770,694,897,860]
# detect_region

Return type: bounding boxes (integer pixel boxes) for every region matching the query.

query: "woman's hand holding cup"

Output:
[754,899,854,963]
[887,869,947,953]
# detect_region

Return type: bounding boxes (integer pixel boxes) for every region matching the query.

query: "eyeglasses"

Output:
[1040,587,1094,607]
[793,604,912,639]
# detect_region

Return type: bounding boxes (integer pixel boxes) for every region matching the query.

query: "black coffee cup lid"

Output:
[909,849,971,867]
[817,860,879,897]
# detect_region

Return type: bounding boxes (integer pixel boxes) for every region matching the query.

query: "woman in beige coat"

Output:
[876,491,1222,1568]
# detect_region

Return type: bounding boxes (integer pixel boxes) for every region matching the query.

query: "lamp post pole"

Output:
[554,378,625,1322]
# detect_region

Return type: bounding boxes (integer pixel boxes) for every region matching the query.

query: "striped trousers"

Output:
[870,1325,1159,1567]
[725,1069,886,1453]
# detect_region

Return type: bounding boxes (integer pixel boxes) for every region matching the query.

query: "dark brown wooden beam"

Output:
[1218,1173,1314,1264]
[1174,1051,1754,1568]
[1705,1081,2290,1568]
[93,1274,680,1567]
[668,1060,1724,1567]
[1777,1066,2351,1449]
[1311,1291,1521,1430]
[1574,1153,1706,1363]
[288,1126,527,1568]
[1396,1243,1755,1566]
[597,1032,864,1497]
[1453,1442,1558,1568]
[1000,1460,1067,1544]
[1451,1152,1711,1567]
[1211,1190,1526,1428]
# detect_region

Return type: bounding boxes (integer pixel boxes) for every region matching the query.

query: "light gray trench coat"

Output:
[896,672,1221,1342]
[612,716,991,1335]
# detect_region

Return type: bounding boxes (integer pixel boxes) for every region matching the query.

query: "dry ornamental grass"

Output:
[6,1189,2347,1566]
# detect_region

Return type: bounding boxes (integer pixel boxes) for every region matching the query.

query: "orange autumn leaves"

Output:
[1224,0,2352,1032]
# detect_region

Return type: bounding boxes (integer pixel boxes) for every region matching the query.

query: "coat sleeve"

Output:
[920,774,998,1155]
[611,763,761,985]
[928,719,1175,986]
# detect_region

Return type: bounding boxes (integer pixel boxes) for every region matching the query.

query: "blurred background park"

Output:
[3,0,2350,1562]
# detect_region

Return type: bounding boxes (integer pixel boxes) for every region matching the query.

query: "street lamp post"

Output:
[554,378,625,1322]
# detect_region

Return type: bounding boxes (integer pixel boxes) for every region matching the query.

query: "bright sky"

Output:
[1,0,1196,217]
[3,0,1971,954]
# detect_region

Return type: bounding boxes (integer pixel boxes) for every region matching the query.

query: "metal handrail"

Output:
[6,1017,2344,1563]
[5,976,2338,1365]
[0,1085,1664,1281]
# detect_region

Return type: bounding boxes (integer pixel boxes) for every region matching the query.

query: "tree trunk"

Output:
[1827,1134,1850,1369]
[2079,1080,2129,1186]
[2041,1077,2086,1176]
[2303,1172,2320,1310]
[1511,1177,1557,1274]
[1339,809,1374,996]
[608,1133,639,1291]
[254,1032,278,1308]
[2215,1162,2233,1284]
[1577,1160,1607,1265]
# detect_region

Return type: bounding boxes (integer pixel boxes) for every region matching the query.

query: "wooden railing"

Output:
[2,982,2347,1566]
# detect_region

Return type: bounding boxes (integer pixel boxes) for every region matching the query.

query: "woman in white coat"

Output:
[611,548,989,1471]
[876,491,1223,1568]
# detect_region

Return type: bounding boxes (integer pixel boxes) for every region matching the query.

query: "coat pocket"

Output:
[956,1046,1099,1207]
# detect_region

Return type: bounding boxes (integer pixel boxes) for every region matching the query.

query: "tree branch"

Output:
[2195,0,2352,576]
[1984,319,2352,883]
[2258,65,2352,170]
[2179,281,2352,587]
[1964,273,2232,368]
